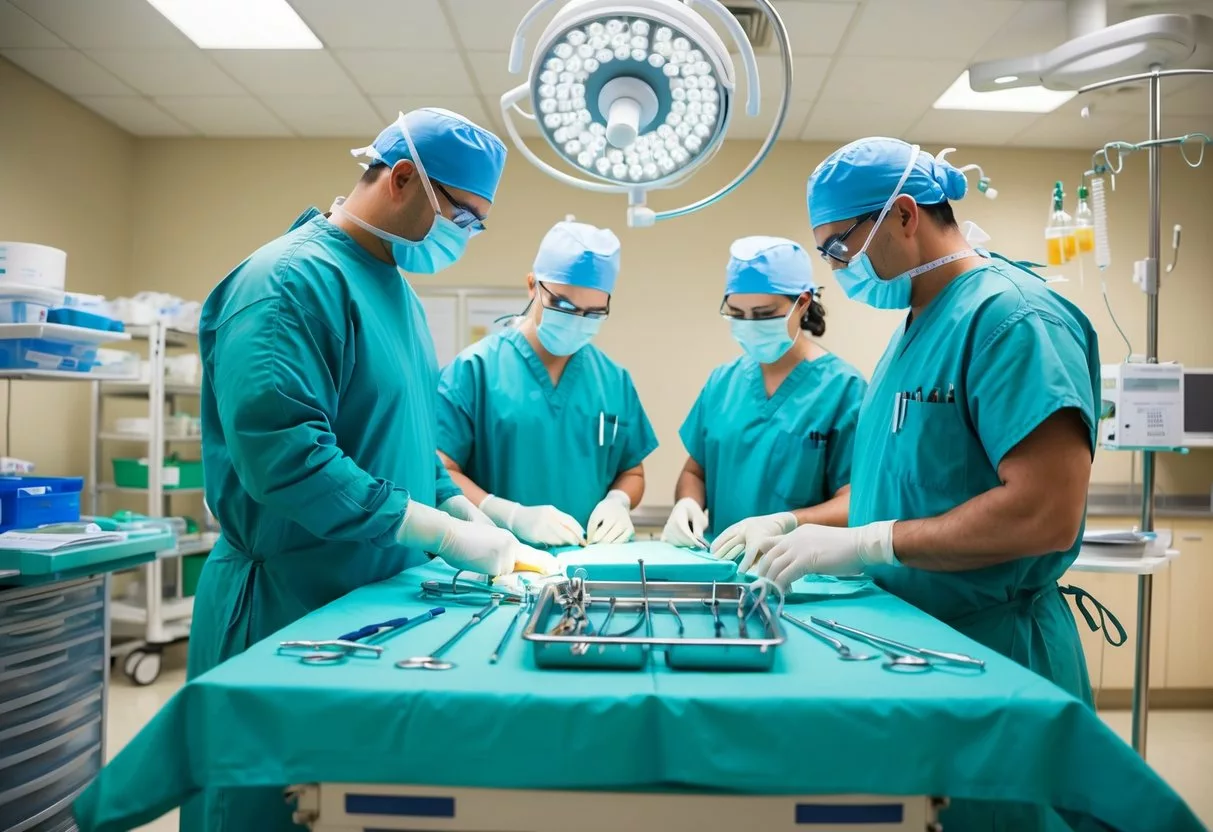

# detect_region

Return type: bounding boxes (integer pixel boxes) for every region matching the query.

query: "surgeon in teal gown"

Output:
[749,137,1110,831]
[437,220,658,548]
[88,110,554,832]
[661,236,866,567]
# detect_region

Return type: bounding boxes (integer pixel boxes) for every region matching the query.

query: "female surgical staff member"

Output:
[437,219,659,547]
[662,236,866,566]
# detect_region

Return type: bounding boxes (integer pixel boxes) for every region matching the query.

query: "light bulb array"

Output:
[532,17,724,184]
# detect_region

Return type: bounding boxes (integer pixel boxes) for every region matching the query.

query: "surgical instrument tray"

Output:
[522,580,784,672]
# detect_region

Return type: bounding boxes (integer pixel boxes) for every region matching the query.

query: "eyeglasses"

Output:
[433,181,487,237]
[816,211,880,265]
[539,283,610,320]
[719,294,806,321]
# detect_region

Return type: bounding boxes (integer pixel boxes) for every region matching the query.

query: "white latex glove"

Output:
[480,495,585,547]
[661,497,709,549]
[396,500,549,578]
[587,490,634,544]
[751,520,899,588]
[711,512,798,570]
[438,494,495,526]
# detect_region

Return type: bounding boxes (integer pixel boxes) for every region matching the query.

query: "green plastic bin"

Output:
[182,553,208,596]
[112,456,204,490]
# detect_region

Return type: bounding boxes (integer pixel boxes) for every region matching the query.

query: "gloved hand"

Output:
[711,512,798,570]
[587,490,634,544]
[438,494,495,526]
[661,497,709,549]
[480,495,585,547]
[751,520,899,588]
[396,500,551,577]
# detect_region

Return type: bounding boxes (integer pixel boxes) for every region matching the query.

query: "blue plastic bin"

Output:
[0,338,98,372]
[0,476,83,532]
[47,308,124,332]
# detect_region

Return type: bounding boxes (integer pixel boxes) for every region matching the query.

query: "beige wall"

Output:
[0,60,136,479]
[6,57,1212,504]
[130,133,1213,502]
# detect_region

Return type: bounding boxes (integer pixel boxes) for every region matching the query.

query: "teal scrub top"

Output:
[437,328,658,528]
[191,208,459,679]
[680,353,867,535]
[850,257,1101,624]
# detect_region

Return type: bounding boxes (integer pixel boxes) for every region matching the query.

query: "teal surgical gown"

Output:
[849,258,1101,831]
[680,353,866,534]
[437,328,658,527]
[183,208,460,832]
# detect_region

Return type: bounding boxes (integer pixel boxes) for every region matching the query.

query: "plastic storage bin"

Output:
[112,457,203,490]
[0,242,66,290]
[47,307,124,332]
[0,476,83,532]
[0,322,126,372]
[182,553,208,596]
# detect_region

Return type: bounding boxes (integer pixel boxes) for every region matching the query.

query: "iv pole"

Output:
[1076,65,1213,757]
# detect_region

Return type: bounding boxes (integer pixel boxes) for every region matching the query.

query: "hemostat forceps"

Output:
[277,608,445,664]
[397,595,502,671]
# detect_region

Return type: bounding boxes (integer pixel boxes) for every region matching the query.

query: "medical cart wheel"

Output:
[125,650,162,686]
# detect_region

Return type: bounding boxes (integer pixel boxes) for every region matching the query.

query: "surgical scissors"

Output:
[810,617,985,669]
[397,595,502,670]
[277,608,445,664]
[780,612,876,661]
[420,572,524,605]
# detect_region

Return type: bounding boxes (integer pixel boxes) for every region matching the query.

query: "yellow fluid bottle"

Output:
[1045,182,1071,266]
[1074,185,1095,254]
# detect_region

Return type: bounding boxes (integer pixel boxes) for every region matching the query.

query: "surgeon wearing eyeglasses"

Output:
[662,237,866,568]
[437,220,659,547]
[748,136,1102,697]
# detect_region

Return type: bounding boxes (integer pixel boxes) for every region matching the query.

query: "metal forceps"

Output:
[277,608,445,665]
[397,595,502,670]
[420,572,523,606]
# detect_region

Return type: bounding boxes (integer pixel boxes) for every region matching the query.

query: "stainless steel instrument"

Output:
[810,617,986,669]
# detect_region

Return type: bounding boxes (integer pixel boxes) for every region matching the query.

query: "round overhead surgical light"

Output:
[501,0,792,227]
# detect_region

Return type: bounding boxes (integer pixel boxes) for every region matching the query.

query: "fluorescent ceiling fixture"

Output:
[145,0,322,49]
[933,71,1075,113]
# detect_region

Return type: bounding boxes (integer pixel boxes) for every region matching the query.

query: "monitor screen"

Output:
[1184,372,1213,434]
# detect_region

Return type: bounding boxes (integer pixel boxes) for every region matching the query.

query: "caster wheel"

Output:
[123,650,144,678]
[130,651,162,686]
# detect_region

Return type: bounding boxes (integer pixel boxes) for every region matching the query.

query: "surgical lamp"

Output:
[501,0,792,227]
[937,148,997,200]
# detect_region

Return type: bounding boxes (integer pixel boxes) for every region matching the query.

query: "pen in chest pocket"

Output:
[598,411,619,446]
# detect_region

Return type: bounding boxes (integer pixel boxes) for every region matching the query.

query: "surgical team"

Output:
[189,107,1102,830]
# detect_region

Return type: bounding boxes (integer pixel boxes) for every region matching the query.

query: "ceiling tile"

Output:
[972,0,1067,62]
[905,109,1041,147]
[726,97,815,140]
[155,96,293,137]
[85,49,244,96]
[773,2,859,56]
[801,96,926,142]
[370,96,492,131]
[336,49,474,96]
[290,0,456,50]
[0,1,67,48]
[0,48,135,95]
[841,0,1023,60]
[263,94,384,137]
[1007,107,1132,149]
[466,51,521,99]
[754,55,831,105]
[209,50,360,96]
[77,95,192,135]
[814,56,965,111]
[444,0,558,52]
[9,0,192,48]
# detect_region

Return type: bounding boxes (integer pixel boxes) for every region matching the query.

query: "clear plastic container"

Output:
[1045,182,1075,266]
[1074,185,1095,254]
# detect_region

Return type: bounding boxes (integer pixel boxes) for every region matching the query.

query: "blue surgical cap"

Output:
[361,108,507,203]
[725,236,816,296]
[806,137,968,229]
[532,220,621,295]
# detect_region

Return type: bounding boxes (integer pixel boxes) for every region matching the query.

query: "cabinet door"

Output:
[1165,520,1213,688]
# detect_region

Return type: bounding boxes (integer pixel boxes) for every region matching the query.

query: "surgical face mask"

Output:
[536,307,602,356]
[336,119,471,275]
[728,303,800,364]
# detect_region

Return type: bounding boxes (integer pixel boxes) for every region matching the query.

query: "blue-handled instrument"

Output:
[278,607,446,664]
